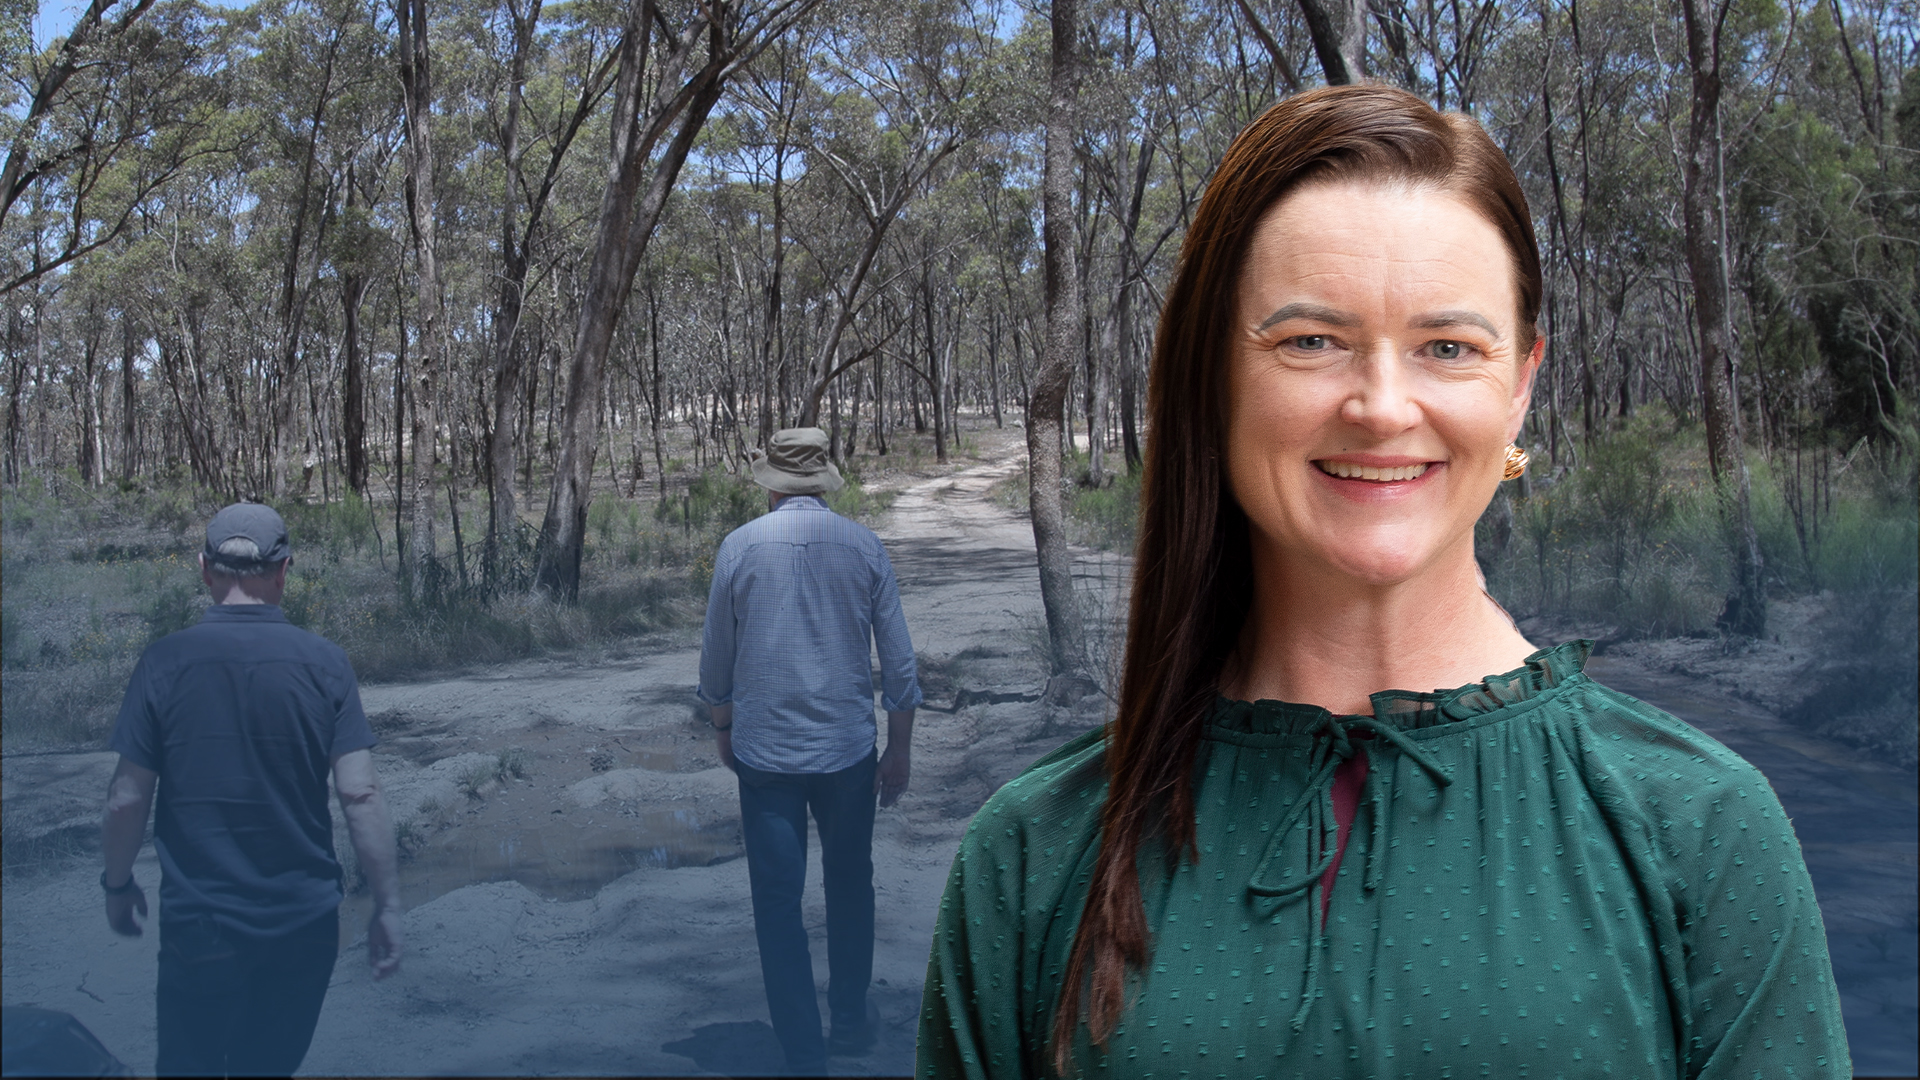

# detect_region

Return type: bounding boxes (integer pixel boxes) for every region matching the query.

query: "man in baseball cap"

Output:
[100,502,402,1075]
[698,429,922,1072]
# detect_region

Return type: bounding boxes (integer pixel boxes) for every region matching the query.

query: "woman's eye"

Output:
[1290,335,1330,351]
[1430,340,1468,360]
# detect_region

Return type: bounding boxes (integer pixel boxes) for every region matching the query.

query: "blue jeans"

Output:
[155,908,338,1077]
[735,750,877,1073]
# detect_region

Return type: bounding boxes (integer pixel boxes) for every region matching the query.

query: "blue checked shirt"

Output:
[697,495,923,774]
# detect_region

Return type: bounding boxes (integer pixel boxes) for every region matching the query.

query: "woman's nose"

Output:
[1337,349,1422,437]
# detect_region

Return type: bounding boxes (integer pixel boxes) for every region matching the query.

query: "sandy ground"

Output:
[4,425,1913,1076]
[3,425,1121,1077]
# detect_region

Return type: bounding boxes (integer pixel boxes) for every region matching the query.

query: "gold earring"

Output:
[1502,444,1530,480]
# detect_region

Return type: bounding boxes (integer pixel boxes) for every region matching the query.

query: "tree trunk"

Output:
[486,0,540,580]
[1089,308,1112,486]
[1031,0,1087,678]
[925,269,948,463]
[341,265,369,493]
[1680,0,1765,637]
[1296,0,1366,84]
[119,319,137,482]
[398,0,442,599]
[988,310,1003,428]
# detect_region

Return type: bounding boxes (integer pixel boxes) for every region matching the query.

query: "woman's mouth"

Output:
[1314,460,1431,482]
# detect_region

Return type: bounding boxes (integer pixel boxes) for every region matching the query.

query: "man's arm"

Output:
[696,540,739,712]
[101,757,157,936]
[868,547,924,715]
[868,545,922,808]
[333,748,402,979]
[876,708,914,808]
[709,701,736,772]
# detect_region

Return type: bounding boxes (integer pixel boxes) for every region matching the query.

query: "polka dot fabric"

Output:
[916,642,1848,1078]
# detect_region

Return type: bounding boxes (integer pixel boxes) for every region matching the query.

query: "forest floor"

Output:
[2,422,1913,1076]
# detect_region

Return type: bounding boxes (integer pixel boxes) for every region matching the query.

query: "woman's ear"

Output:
[1508,337,1544,442]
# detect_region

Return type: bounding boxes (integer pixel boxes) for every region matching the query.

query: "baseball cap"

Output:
[204,502,291,567]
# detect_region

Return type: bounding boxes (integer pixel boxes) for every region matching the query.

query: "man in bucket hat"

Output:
[99,502,402,1076]
[697,428,922,1074]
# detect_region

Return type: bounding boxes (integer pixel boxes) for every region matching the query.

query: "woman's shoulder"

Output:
[1548,673,1795,837]
[1557,673,1761,775]
[957,726,1111,860]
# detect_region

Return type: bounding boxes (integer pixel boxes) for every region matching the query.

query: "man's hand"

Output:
[104,881,147,937]
[710,703,736,772]
[367,907,403,979]
[876,709,914,808]
[876,745,910,807]
[101,756,157,938]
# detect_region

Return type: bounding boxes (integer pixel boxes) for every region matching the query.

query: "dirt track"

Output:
[2,425,1122,1076]
[2,424,1912,1076]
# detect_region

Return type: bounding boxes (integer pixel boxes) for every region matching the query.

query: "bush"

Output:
[825,466,896,522]
[987,453,1142,554]
[654,468,763,533]
[1069,468,1141,553]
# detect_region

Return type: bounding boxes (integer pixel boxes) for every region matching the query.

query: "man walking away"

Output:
[100,502,401,1077]
[697,428,923,1075]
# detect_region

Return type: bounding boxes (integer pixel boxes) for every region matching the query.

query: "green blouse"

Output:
[917,642,1848,1079]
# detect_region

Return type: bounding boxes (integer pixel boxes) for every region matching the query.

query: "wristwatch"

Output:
[100,872,140,895]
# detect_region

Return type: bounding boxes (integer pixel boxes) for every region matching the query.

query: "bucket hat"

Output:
[749,428,844,494]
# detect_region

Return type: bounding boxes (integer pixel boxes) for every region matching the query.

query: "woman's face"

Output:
[1226,181,1541,588]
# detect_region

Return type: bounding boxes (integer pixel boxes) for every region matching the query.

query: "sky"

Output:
[32,0,244,50]
[31,0,91,50]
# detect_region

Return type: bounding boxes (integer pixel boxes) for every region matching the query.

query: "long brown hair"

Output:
[1048,84,1543,1072]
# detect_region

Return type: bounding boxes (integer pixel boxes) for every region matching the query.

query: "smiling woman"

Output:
[917,85,1849,1079]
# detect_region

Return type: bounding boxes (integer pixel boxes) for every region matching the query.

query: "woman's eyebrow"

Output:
[1411,310,1501,339]
[1257,302,1359,331]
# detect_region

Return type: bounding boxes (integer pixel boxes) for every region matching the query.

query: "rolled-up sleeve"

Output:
[869,545,923,712]
[696,539,739,706]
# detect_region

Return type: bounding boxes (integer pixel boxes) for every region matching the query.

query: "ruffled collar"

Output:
[1211,639,1592,738]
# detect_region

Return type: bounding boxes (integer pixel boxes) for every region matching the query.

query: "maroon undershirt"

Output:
[1319,739,1371,929]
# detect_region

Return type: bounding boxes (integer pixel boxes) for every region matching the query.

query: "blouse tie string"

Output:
[1244,712,1454,1033]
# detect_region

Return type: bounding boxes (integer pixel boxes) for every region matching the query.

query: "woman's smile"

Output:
[1313,460,1430,481]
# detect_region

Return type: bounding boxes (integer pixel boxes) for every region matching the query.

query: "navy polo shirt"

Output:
[109,604,376,940]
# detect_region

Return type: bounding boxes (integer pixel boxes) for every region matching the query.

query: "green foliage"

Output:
[1488,410,1918,648]
[143,579,204,644]
[825,465,897,522]
[984,452,1142,554]
[281,491,376,563]
[652,468,763,533]
[1068,469,1141,553]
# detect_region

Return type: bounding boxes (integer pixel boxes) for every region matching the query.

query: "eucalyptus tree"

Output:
[1680,0,1799,637]
[534,0,826,600]
[474,0,621,574]
[1034,0,1087,678]
[1,0,232,292]
[786,0,996,429]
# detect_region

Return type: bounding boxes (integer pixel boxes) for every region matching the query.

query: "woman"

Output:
[917,86,1846,1079]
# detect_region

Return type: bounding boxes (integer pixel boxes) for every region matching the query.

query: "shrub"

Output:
[1069,470,1141,553]
[825,469,896,523]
